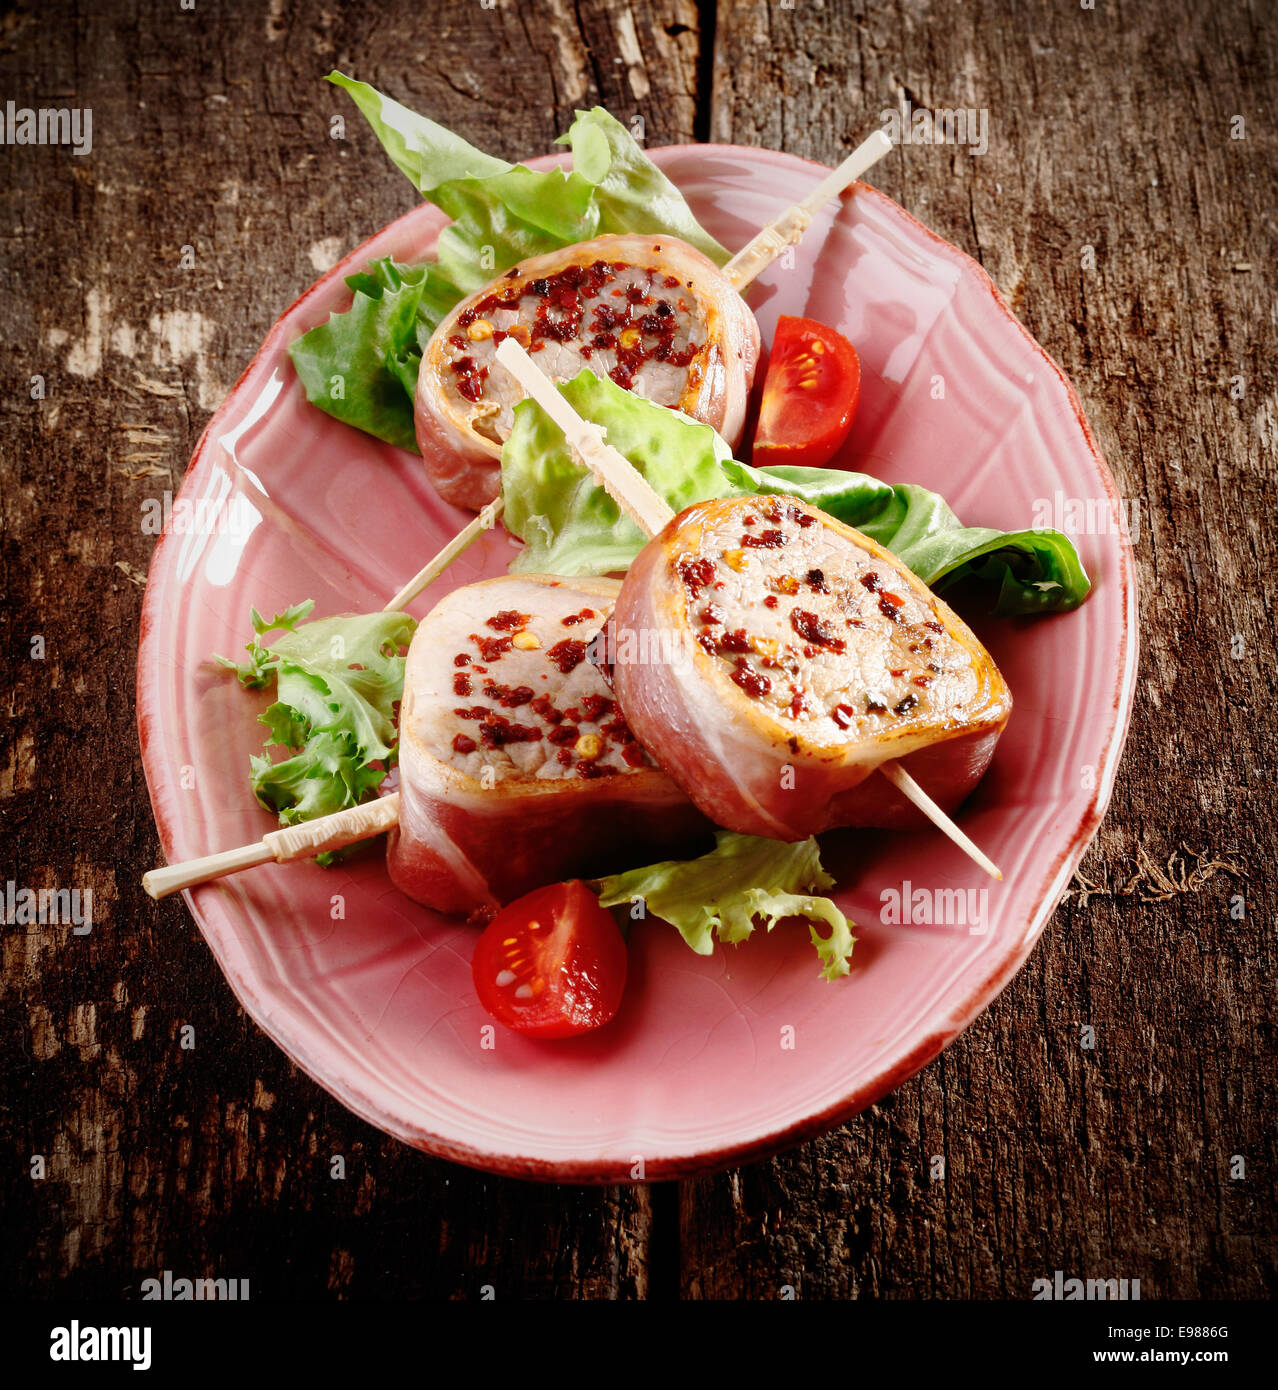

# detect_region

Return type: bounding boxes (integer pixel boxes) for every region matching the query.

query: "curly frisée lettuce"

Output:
[595,832,856,981]
[217,601,416,857]
[500,370,1092,617]
[289,74,728,450]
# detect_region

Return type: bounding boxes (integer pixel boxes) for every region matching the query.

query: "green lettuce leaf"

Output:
[502,370,737,575]
[289,259,447,453]
[558,108,729,264]
[595,831,856,981]
[288,76,727,449]
[499,370,1091,616]
[218,602,416,854]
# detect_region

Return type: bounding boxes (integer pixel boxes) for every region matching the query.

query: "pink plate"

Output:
[137,145,1137,1181]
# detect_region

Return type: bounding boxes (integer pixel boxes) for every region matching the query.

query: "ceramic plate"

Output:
[137,145,1137,1181]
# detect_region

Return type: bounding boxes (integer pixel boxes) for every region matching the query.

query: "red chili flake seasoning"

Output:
[561,608,597,627]
[452,734,477,755]
[529,694,563,724]
[479,715,542,748]
[454,706,489,720]
[700,602,725,625]
[879,592,906,622]
[697,633,718,655]
[924,619,944,633]
[453,653,471,668]
[893,694,919,716]
[577,693,614,722]
[487,610,530,632]
[450,355,489,403]
[471,633,513,662]
[453,673,472,697]
[621,741,646,767]
[890,668,906,678]
[677,555,716,596]
[483,681,535,708]
[832,703,856,729]
[805,568,828,592]
[717,628,751,653]
[547,725,579,746]
[790,609,847,653]
[788,689,816,719]
[860,572,883,592]
[662,274,680,289]
[556,748,573,767]
[763,594,779,609]
[548,638,587,674]
[912,675,933,688]
[730,664,771,698]
[742,529,786,548]
[865,696,888,714]
[578,762,620,780]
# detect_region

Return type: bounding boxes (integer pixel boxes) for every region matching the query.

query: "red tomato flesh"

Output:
[752,314,862,470]
[472,880,627,1038]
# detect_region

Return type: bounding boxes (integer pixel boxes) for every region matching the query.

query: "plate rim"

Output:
[136,142,1139,1183]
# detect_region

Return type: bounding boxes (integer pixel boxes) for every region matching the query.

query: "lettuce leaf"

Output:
[499,370,1091,616]
[557,108,730,263]
[595,831,856,981]
[502,370,737,575]
[218,601,416,855]
[289,259,448,453]
[288,76,727,449]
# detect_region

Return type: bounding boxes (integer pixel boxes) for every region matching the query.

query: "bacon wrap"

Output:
[413,233,761,511]
[610,497,1013,839]
[386,574,709,914]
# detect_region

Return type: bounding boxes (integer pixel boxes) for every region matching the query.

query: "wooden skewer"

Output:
[493,338,1001,882]
[142,793,401,900]
[878,763,1002,881]
[383,494,505,612]
[724,129,893,292]
[493,338,675,536]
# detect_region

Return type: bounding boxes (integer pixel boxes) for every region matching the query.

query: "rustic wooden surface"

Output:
[1,0,1273,1299]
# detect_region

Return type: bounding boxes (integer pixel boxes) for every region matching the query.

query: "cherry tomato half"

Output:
[752,315,862,469]
[472,880,627,1038]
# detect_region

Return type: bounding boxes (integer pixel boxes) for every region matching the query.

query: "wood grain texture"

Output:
[0,0,1272,1300]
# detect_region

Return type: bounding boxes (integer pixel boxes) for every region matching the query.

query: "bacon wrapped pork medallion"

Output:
[610,496,1013,839]
[414,234,761,509]
[387,573,709,915]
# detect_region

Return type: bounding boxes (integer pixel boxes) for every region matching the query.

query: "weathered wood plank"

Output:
[682,0,1276,1298]
[0,0,708,1300]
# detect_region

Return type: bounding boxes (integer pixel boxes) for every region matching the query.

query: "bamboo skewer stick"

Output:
[493,339,674,536]
[493,339,1001,883]
[383,494,505,613]
[724,129,894,292]
[878,763,1002,881]
[142,793,401,900]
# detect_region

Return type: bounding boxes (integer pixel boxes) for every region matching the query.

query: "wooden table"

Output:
[2,0,1272,1299]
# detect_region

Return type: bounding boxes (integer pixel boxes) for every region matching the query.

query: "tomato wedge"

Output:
[752,315,862,469]
[471,880,627,1038]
